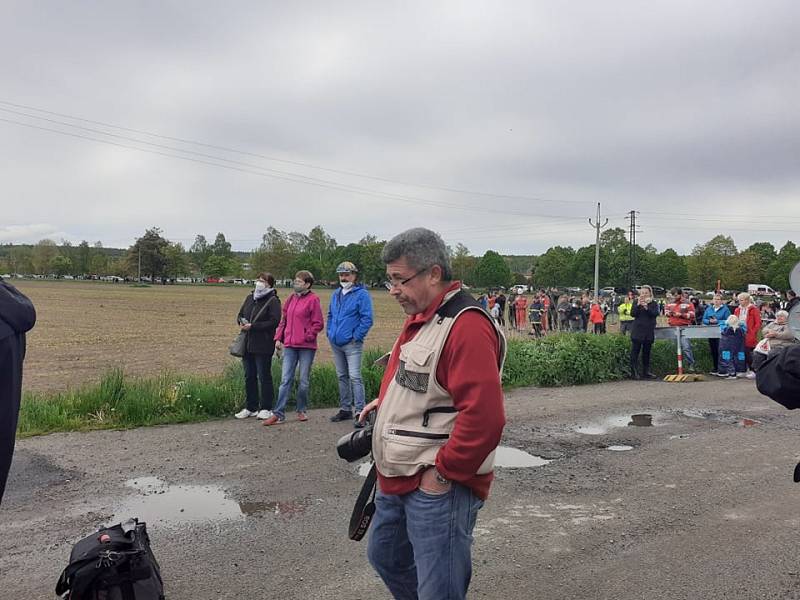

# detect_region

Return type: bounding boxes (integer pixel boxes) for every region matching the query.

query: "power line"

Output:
[0,115,589,221]
[0,99,589,205]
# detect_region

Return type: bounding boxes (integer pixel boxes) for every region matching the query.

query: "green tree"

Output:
[687,235,738,290]
[532,246,575,287]
[473,250,512,289]
[300,225,338,280]
[258,227,295,278]
[204,254,236,278]
[766,242,800,292]
[50,254,73,277]
[650,249,687,288]
[211,233,233,259]
[189,235,213,275]
[31,239,59,275]
[571,245,607,290]
[125,228,170,279]
[451,243,477,285]
[163,243,190,278]
[90,253,109,275]
[75,241,92,274]
[744,242,777,274]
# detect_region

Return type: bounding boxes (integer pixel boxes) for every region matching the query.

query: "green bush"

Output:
[18,334,715,437]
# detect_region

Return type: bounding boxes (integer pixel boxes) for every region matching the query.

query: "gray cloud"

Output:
[2,1,799,255]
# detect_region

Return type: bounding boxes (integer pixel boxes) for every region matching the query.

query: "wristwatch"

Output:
[432,468,450,485]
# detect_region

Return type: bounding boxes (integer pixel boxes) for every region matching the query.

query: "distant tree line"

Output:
[1,226,797,291]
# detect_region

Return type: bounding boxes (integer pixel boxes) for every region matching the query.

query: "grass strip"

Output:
[18,336,713,438]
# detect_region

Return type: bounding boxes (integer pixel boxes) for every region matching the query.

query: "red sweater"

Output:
[376,283,505,500]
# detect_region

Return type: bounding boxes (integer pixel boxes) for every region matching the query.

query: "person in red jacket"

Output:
[735,292,762,379]
[666,288,697,371]
[359,227,505,600]
[589,301,605,334]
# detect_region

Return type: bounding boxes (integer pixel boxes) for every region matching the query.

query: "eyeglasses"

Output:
[385,268,428,290]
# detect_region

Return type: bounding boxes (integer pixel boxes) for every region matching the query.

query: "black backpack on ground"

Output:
[756,345,800,410]
[56,518,164,600]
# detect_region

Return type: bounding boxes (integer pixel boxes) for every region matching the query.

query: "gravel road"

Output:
[3,377,799,599]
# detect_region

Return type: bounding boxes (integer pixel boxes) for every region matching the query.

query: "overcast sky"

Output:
[2,1,799,256]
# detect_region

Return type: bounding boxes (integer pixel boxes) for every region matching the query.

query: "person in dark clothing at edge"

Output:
[629,285,659,379]
[0,278,36,504]
[234,273,282,420]
[358,227,506,600]
[787,290,799,313]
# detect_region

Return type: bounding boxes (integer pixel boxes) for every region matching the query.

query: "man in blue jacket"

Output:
[0,279,36,504]
[327,261,374,428]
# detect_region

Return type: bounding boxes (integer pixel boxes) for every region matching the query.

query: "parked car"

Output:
[510,284,529,294]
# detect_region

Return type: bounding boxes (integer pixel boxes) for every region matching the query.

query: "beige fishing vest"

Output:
[372,289,507,478]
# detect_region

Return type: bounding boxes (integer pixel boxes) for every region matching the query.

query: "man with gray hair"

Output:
[358,227,506,600]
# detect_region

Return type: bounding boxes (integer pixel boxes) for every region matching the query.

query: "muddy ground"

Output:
[3,377,800,599]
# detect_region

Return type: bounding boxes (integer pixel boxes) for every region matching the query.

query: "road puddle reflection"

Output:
[574,413,659,435]
[606,445,634,452]
[112,477,304,525]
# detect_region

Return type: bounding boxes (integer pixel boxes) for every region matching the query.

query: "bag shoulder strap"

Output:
[250,295,278,324]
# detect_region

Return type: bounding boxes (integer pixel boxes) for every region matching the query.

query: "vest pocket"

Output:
[381,424,449,467]
[395,343,434,393]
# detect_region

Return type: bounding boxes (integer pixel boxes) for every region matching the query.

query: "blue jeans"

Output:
[242,352,274,412]
[273,347,315,419]
[367,484,484,600]
[680,335,695,367]
[330,340,365,414]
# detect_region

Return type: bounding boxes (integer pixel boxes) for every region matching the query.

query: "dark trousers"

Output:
[744,347,754,371]
[242,352,275,411]
[708,338,720,372]
[0,334,24,505]
[630,338,653,376]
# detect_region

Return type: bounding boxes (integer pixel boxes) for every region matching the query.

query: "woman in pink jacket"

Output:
[264,270,324,425]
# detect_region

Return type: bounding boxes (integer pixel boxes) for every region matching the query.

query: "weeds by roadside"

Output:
[18,336,712,437]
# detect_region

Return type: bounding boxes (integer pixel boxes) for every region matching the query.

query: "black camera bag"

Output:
[56,518,164,600]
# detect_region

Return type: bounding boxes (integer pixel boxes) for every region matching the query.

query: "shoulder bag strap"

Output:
[250,295,277,324]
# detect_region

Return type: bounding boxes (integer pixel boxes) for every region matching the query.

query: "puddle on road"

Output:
[574,413,657,435]
[494,446,551,467]
[356,445,551,477]
[112,477,305,525]
[606,445,634,452]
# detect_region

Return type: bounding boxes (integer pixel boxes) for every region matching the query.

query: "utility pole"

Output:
[588,202,608,299]
[138,245,142,282]
[625,210,640,290]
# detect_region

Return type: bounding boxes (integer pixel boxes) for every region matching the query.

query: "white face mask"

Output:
[340,281,354,290]
[255,281,267,291]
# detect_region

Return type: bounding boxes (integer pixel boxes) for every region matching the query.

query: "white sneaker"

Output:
[745,371,756,380]
[235,409,258,419]
[256,409,273,420]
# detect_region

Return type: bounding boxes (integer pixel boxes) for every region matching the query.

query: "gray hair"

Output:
[381,228,453,280]
[776,310,789,319]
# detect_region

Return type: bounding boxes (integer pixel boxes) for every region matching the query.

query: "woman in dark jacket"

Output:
[630,286,660,379]
[234,272,282,420]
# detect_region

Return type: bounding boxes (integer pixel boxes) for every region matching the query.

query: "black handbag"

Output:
[229,296,274,357]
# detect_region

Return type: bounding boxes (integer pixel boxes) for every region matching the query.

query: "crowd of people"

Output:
[233,263,374,428]
[474,285,798,381]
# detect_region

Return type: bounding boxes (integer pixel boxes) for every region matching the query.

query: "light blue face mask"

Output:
[340,281,354,290]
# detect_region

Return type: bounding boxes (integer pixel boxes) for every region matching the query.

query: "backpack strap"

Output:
[435,290,485,319]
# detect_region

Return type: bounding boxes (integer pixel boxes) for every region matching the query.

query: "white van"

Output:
[748,283,778,296]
